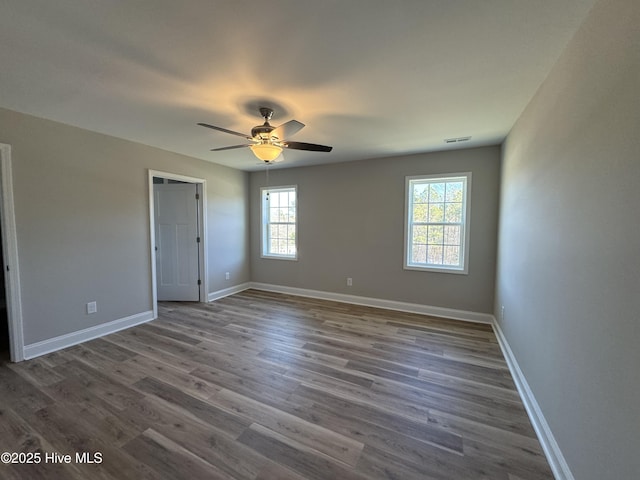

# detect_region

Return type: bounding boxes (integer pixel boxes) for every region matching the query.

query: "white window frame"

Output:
[261,185,298,260]
[404,172,471,274]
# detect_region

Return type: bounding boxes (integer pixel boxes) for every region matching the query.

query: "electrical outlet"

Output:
[225,272,230,280]
[87,301,97,314]
[347,277,353,287]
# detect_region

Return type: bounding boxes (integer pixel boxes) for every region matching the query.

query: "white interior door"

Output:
[154,183,200,301]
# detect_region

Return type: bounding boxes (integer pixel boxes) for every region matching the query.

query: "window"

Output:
[261,186,297,260]
[404,173,471,273]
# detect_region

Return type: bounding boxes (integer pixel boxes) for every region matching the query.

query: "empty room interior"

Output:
[0,1,638,479]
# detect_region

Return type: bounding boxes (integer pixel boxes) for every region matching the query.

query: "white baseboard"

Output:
[248,282,494,324]
[207,282,252,302]
[492,319,573,480]
[21,282,250,360]
[23,310,155,360]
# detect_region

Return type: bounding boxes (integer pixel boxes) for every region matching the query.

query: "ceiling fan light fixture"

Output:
[250,143,282,162]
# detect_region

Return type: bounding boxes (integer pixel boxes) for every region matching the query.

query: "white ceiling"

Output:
[0,0,597,171]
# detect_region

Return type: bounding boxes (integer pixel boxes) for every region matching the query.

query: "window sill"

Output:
[403,264,468,275]
[261,254,298,261]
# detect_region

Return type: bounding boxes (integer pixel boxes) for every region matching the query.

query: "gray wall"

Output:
[0,107,250,345]
[250,146,500,314]
[494,0,640,478]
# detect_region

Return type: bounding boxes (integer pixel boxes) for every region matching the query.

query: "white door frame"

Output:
[148,170,208,318]
[0,144,25,362]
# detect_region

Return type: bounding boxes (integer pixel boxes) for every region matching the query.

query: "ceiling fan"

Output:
[198,107,332,163]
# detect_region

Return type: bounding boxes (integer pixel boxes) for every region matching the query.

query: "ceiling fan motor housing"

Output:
[252,107,277,141]
[251,123,276,141]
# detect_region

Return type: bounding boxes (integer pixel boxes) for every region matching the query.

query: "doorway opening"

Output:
[0,144,24,362]
[148,170,208,319]
[0,221,8,361]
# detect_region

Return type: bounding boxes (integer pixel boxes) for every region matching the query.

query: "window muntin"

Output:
[405,173,470,273]
[261,186,297,259]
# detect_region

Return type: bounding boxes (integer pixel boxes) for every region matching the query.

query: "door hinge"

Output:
[196,236,201,243]
[195,193,200,200]
[197,279,201,286]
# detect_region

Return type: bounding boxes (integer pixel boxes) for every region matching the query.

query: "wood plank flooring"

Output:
[0,290,554,479]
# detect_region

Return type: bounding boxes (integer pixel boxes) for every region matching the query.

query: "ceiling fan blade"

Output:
[283,141,333,152]
[198,123,252,140]
[210,144,251,151]
[270,120,305,140]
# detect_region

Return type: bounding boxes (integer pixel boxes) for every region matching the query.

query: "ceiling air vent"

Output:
[444,136,472,144]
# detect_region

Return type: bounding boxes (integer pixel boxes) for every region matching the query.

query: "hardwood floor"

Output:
[0,290,554,479]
